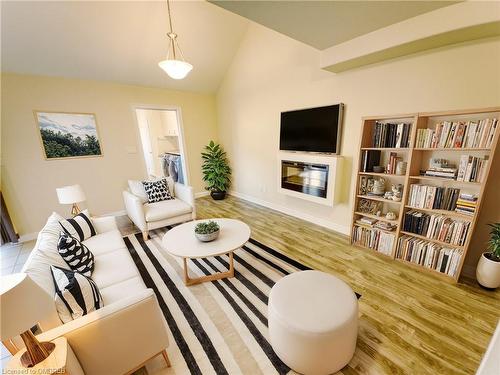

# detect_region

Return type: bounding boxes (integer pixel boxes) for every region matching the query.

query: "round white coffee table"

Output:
[162,218,251,286]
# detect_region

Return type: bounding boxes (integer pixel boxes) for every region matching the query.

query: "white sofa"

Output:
[123,177,196,241]
[16,212,170,375]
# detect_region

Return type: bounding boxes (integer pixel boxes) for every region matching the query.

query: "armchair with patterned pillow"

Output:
[123,176,196,241]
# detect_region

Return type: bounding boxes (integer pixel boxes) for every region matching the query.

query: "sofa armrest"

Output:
[38,289,169,375]
[91,215,118,234]
[123,190,147,230]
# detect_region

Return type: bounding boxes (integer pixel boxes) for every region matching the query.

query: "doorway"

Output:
[134,107,189,185]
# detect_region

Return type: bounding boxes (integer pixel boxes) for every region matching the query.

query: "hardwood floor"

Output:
[195,195,499,375]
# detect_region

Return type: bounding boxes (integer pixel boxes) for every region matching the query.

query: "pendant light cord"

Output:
[166,0,176,59]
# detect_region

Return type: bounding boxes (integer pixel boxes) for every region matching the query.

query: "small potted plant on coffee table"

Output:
[194,221,220,242]
[476,222,500,289]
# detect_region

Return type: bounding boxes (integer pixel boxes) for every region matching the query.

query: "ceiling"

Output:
[210,1,459,50]
[1,1,249,93]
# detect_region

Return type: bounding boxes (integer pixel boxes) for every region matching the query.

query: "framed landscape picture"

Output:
[34,111,102,159]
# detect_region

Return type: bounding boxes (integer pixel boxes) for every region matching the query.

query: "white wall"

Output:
[216,23,500,273]
[1,74,217,236]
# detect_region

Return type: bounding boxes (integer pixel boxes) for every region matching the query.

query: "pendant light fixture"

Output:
[158,0,193,80]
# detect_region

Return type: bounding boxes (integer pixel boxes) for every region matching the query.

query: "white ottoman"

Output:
[268,270,358,375]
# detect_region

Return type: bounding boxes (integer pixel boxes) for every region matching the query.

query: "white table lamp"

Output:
[56,184,86,215]
[0,273,57,367]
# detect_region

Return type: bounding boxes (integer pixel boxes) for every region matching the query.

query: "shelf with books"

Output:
[351,107,499,282]
[403,206,473,221]
[354,211,399,225]
[413,147,491,152]
[399,231,465,249]
[352,243,395,259]
[361,147,410,151]
[359,172,405,178]
[408,175,482,185]
[356,195,402,205]
[353,222,397,235]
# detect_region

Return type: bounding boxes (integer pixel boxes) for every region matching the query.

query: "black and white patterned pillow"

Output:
[50,265,103,323]
[142,178,174,203]
[59,210,96,242]
[57,232,95,277]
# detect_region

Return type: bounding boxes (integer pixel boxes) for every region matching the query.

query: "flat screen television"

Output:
[279,103,344,154]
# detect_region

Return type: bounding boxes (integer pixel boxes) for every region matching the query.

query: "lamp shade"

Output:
[0,273,56,340]
[56,184,86,204]
[158,59,193,80]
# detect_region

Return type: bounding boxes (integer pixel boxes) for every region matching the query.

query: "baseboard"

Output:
[18,232,38,243]
[461,264,476,279]
[195,191,210,198]
[228,190,350,236]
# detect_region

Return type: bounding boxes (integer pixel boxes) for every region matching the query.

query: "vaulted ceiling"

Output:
[1,0,249,93]
[210,0,459,50]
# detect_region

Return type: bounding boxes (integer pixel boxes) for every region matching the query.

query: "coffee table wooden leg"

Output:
[183,258,190,284]
[229,251,235,278]
[182,252,235,286]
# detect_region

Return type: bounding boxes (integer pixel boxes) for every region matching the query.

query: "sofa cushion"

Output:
[142,178,174,203]
[58,232,95,277]
[91,248,140,290]
[22,212,68,296]
[82,229,126,256]
[99,276,146,305]
[51,265,104,324]
[144,198,192,222]
[59,209,96,241]
[128,180,148,204]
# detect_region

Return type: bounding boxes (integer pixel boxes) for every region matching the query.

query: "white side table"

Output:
[5,337,84,375]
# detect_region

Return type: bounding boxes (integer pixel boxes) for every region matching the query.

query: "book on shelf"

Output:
[352,226,394,255]
[455,193,478,216]
[385,152,402,174]
[415,118,498,149]
[457,155,489,183]
[403,211,470,246]
[360,150,381,172]
[396,235,463,277]
[408,184,460,211]
[372,122,412,148]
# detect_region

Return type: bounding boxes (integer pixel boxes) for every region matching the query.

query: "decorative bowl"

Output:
[195,229,220,242]
[373,166,385,173]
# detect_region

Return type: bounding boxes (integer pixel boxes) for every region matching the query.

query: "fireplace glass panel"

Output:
[281,160,329,198]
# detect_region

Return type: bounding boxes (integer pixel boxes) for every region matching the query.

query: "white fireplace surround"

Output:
[278,152,343,207]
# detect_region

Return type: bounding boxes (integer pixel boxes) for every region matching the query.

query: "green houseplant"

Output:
[194,220,220,242]
[201,141,231,200]
[476,223,500,289]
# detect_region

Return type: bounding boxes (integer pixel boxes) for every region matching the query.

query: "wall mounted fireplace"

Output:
[281,160,329,198]
[278,152,342,206]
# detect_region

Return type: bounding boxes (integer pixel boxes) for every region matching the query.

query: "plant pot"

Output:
[476,252,500,289]
[210,190,226,200]
[195,229,220,242]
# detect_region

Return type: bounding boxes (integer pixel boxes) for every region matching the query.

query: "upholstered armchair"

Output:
[123,177,196,241]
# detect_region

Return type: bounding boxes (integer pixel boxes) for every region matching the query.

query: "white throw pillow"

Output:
[128,180,148,203]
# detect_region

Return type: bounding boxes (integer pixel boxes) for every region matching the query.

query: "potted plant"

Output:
[201,140,231,200]
[194,221,220,242]
[476,223,500,289]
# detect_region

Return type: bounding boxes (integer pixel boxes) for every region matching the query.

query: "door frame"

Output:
[131,103,191,185]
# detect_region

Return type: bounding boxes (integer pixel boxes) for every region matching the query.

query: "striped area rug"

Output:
[123,226,315,375]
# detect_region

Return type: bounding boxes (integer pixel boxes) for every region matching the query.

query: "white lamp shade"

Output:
[158,59,193,80]
[0,273,56,340]
[56,184,86,204]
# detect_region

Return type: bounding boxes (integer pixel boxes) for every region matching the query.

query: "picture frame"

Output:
[34,111,103,160]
